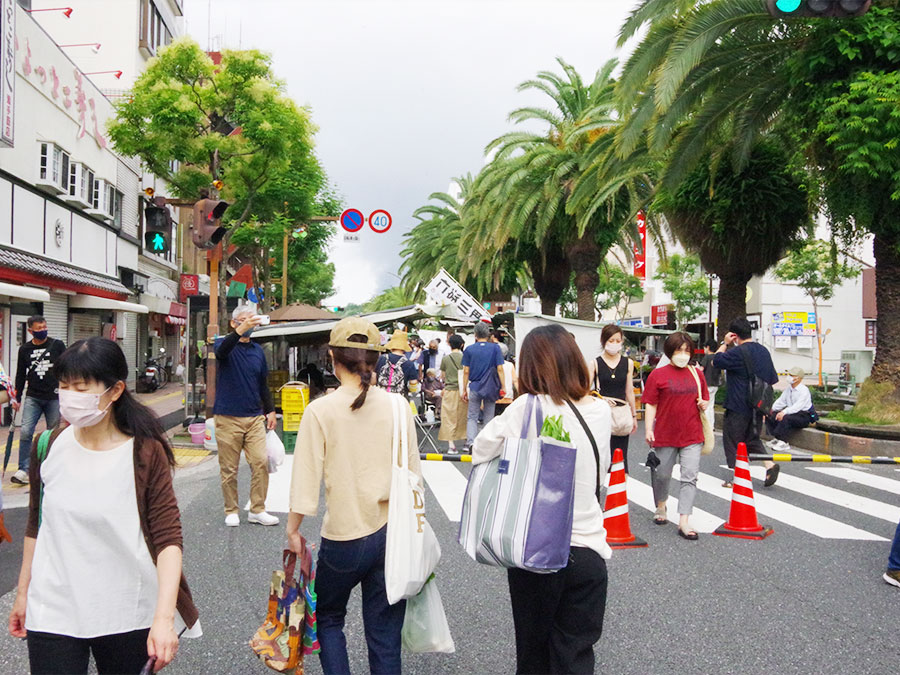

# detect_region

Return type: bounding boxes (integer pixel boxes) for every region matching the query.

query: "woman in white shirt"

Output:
[473,324,611,675]
[7,337,199,674]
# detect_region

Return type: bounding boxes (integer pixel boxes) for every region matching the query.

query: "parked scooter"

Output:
[138,348,169,392]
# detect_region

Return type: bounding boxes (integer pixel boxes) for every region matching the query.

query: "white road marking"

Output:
[422,461,469,523]
[625,475,724,533]
[685,468,887,541]
[738,465,900,524]
[806,466,900,497]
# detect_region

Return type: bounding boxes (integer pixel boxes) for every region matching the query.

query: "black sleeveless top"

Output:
[595,355,628,400]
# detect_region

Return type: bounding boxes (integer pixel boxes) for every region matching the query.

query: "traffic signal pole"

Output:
[205,243,221,418]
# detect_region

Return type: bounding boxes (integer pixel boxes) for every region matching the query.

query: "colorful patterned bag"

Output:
[250,544,320,673]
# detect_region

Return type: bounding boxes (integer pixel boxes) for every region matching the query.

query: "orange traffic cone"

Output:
[603,447,647,549]
[713,442,773,540]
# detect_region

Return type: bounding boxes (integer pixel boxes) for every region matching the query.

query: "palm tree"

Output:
[615,0,900,388]
[460,58,644,320]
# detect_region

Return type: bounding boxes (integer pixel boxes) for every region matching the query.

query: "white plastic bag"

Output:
[266,430,285,474]
[401,577,455,653]
[385,394,441,604]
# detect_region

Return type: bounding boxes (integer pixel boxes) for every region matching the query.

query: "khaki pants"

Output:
[215,415,268,515]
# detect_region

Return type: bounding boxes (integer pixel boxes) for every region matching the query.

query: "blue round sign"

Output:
[340,209,364,233]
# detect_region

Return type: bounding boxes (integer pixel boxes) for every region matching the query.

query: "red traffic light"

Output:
[191,199,231,249]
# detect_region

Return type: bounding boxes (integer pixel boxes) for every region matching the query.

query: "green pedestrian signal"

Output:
[767,0,871,17]
[151,233,165,251]
[144,202,173,255]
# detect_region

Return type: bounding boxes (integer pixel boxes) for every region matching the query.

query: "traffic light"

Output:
[766,0,871,17]
[191,199,231,249]
[144,199,172,255]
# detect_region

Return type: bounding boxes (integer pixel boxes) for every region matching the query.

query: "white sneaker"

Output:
[10,469,29,485]
[765,439,780,449]
[248,511,279,526]
[774,440,790,451]
[225,513,240,527]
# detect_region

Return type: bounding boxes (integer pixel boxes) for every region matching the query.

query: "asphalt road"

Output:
[0,428,898,674]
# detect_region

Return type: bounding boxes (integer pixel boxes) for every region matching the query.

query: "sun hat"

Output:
[384,331,411,352]
[788,366,806,378]
[329,317,384,351]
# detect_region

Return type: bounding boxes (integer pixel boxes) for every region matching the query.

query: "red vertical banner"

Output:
[633,210,647,286]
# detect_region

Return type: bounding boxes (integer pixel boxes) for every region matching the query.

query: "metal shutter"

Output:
[69,313,101,344]
[42,293,69,343]
[121,312,138,388]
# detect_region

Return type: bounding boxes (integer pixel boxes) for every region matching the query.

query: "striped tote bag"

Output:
[457,395,577,572]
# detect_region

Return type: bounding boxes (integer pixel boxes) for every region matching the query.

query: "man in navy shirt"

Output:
[714,317,780,487]
[462,322,505,450]
[214,305,278,527]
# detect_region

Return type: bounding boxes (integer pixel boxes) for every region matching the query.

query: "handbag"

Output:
[458,395,577,572]
[265,430,286,474]
[401,576,455,654]
[249,545,320,673]
[385,394,441,604]
[687,366,715,456]
[604,397,634,437]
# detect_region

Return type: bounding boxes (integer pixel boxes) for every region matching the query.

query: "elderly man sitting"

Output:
[765,366,818,452]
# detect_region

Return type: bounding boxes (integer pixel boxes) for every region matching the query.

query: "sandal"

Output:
[653,506,667,525]
[722,480,733,488]
[678,528,699,541]
[764,463,781,487]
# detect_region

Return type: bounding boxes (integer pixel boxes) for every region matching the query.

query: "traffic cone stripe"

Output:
[604,504,629,519]
[732,494,756,507]
[734,477,753,490]
[602,447,648,548]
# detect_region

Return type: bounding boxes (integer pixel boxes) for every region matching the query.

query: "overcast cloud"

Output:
[185,0,637,306]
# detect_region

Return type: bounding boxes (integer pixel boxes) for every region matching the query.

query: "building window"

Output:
[65,162,94,208]
[139,0,173,56]
[37,142,70,194]
[87,178,120,225]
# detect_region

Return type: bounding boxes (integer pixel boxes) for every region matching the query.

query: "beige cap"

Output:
[788,366,806,378]
[385,331,411,352]
[329,317,384,351]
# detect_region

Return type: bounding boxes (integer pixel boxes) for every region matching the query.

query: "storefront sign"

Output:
[772,311,816,336]
[633,211,646,285]
[424,268,491,323]
[0,0,14,148]
[179,274,199,303]
[651,304,669,326]
[866,320,877,348]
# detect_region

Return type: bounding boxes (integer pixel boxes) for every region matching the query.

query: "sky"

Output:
[184,0,639,306]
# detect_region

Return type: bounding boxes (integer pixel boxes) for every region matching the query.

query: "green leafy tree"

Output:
[654,253,708,330]
[775,240,860,386]
[598,265,645,321]
[108,38,326,327]
[364,286,423,313]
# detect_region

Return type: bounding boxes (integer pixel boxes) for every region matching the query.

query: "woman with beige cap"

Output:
[286,317,422,674]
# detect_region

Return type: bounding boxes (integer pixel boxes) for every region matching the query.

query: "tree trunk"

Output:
[716,271,752,341]
[566,234,601,322]
[870,231,900,389]
[531,249,571,317]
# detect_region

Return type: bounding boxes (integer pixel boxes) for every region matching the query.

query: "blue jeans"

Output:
[18,398,60,473]
[889,520,900,571]
[466,385,496,446]
[315,526,405,675]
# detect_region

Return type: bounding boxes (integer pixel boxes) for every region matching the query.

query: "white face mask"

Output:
[59,387,112,428]
[671,353,691,369]
[604,342,622,356]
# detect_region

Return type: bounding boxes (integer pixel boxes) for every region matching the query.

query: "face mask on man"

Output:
[671,353,691,369]
[32,330,48,341]
[59,387,112,428]
[429,347,437,354]
[604,342,622,356]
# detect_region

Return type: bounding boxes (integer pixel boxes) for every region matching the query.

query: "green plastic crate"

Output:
[282,431,298,454]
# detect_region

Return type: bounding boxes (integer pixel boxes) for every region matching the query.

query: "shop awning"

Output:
[0,282,51,302]
[252,305,434,341]
[0,245,131,297]
[165,316,186,325]
[139,294,174,315]
[69,296,149,314]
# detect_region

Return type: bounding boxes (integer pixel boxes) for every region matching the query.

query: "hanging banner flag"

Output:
[424,268,492,323]
[633,211,646,285]
[0,0,15,148]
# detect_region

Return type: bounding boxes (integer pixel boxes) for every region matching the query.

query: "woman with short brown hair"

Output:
[643,332,710,540]
[588,324,637,472]
[473,324,611,674]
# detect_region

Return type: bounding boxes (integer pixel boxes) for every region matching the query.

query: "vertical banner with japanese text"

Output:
[424,268,492,323]
[633,210,646,285]
[0,0,15,148]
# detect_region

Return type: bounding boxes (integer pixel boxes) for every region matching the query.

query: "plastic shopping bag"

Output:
[385,394,441,604]
[401,577,455,653]
[266,431,286,474]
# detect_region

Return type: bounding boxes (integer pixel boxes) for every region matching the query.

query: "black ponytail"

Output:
[331,334,380,411]
[55,337,176,467]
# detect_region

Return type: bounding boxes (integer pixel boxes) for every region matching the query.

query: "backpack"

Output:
[378,355,409,394]
[739,346,774,415]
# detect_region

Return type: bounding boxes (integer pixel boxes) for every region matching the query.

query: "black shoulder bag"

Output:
[738,345,775,415]
[565,400,603,501]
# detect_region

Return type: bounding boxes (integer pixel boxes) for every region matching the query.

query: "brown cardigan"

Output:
[25,427,199,629]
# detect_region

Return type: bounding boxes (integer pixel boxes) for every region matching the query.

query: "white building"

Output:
[0,1,188,398]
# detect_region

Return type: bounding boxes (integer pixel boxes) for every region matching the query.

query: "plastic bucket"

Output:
[188,422,205,445]
[204,418,217,452]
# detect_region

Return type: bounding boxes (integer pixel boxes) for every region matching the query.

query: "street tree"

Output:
[460,59,645,320]
[775,239,860,386]
[559,264,645,321]
[364,286,422,312]
[654,253,709,330]
[108,38,325,328]
[614,0,900,400]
